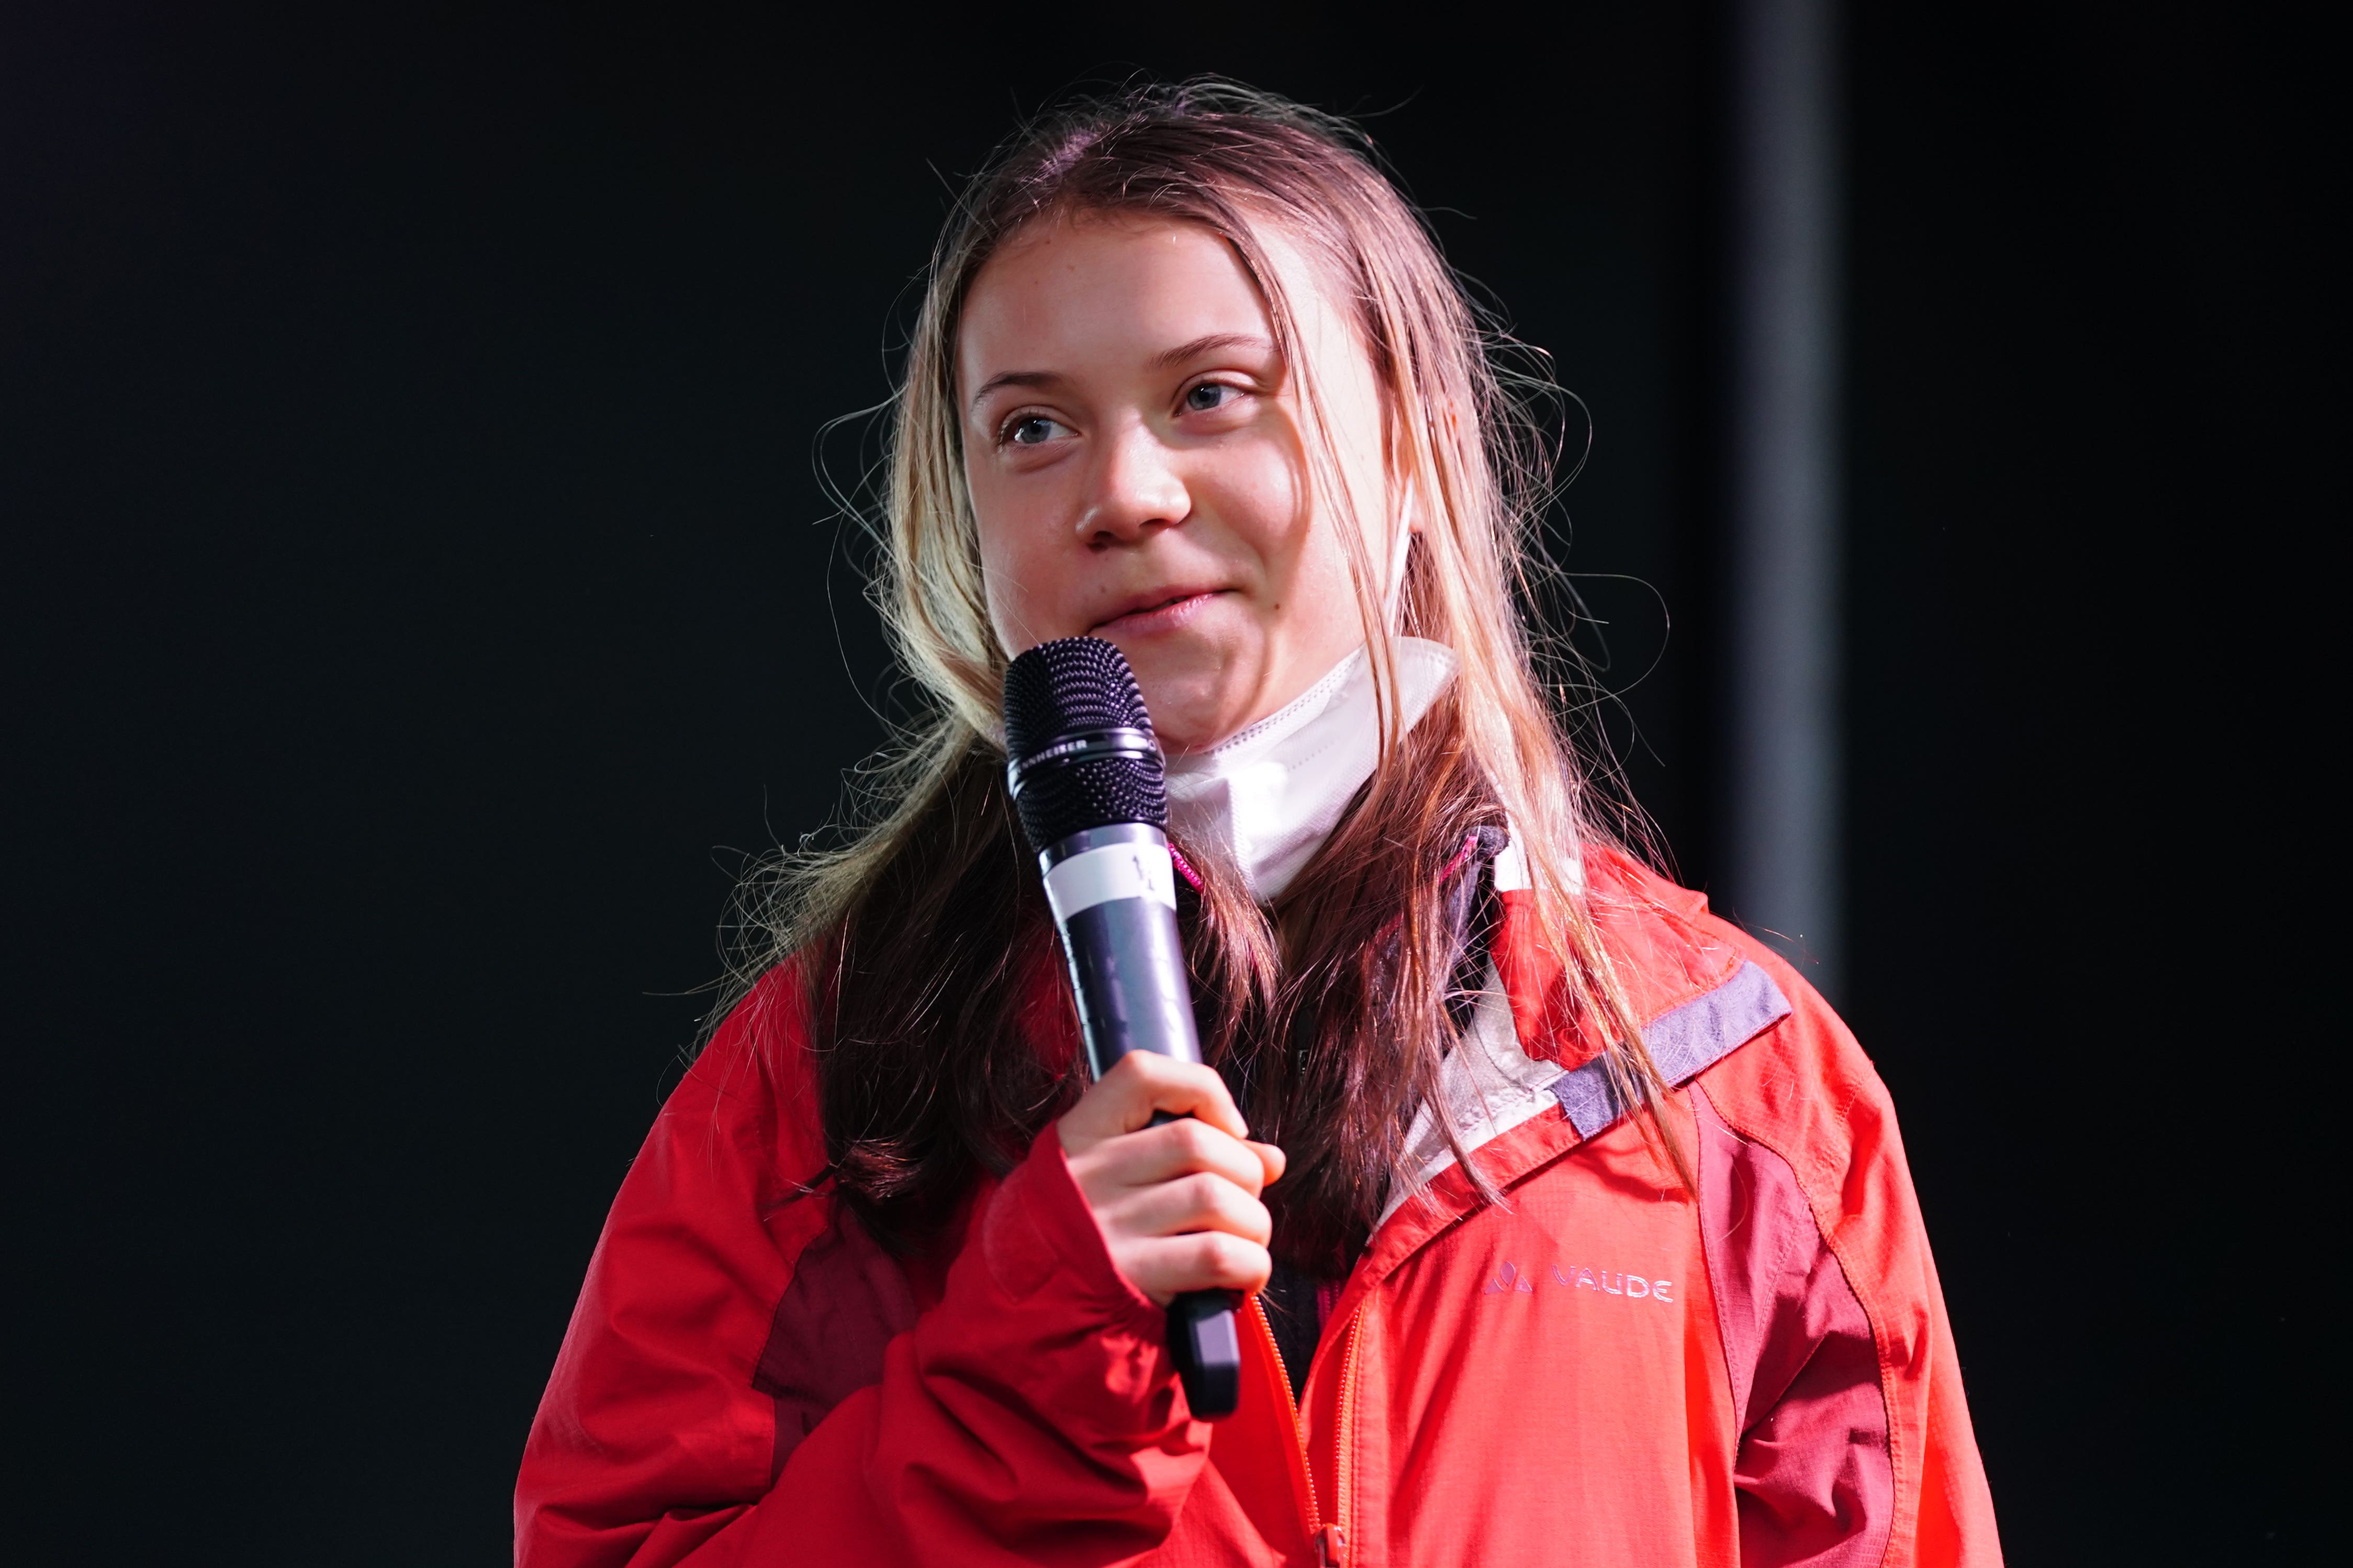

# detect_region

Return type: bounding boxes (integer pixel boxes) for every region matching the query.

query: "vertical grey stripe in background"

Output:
[1724,0,1845,1000]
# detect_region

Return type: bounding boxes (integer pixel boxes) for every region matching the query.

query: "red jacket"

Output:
[517,847,2000,1566]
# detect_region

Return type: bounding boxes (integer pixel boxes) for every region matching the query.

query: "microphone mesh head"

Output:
[1002,637,1167,850]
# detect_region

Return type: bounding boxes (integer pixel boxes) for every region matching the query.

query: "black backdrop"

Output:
[2,5,2326,1562]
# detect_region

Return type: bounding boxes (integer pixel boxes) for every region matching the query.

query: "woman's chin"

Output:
[1096,630,1234,740]
[1141,705,1235,759]
[1125,671,1256,757]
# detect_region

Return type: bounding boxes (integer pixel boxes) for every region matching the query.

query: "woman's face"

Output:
[957,211,1402,755]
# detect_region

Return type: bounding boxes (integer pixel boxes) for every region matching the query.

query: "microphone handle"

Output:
[1043,825,1243,1421]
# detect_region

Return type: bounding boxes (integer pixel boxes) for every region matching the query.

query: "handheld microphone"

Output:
[1002,636,1242,1422]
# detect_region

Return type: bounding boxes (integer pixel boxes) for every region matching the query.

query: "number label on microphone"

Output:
[1043,842,1179,922]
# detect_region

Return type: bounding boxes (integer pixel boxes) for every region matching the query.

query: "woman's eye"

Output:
[1005,414,1063,447]
[1184,382,1239,413]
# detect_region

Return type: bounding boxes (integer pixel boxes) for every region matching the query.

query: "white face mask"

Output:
[1163,638,1459,902]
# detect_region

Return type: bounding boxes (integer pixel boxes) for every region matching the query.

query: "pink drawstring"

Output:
[1437,830,1481,886]
[1363,831,1485,949]
[1168,843,1206,893]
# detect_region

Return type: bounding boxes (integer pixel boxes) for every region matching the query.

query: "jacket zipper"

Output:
[1330,1309,1364,1566]
[1245,1293,1365,1567]
[1245,1294,1341,1566]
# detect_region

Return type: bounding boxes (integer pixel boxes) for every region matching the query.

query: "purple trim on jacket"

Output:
[1693,1081,1895,1567]
[1553,959,1794,1136]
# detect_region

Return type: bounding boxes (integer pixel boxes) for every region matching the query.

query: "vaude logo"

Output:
[1481,1260,1675,1304]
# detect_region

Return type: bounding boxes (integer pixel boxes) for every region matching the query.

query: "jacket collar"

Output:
[1164,638,1458,902]
[1359,847,1781,1294]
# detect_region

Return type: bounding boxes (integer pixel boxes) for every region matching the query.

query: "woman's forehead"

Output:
[955,209,1364,405]
[959,218,1264,381]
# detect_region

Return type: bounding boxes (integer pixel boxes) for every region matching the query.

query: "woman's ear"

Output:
[1381,464,1424,623]
[1386,391,1469,542]
[1382,397,1424,539]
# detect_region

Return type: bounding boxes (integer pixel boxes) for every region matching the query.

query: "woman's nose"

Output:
[1075,421,1189,546]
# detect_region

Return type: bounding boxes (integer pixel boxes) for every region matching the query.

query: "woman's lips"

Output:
[1090,589,1227,636]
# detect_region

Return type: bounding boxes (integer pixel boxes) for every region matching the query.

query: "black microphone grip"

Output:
[1044,824,1243,1421]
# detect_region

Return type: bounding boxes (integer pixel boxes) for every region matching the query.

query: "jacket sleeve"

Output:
[1693,947,2002,1568]
[513,969,1209,1567]
[1694,1080,1896,1566]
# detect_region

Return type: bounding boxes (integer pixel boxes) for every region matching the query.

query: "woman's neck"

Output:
[1163,638,1458,901]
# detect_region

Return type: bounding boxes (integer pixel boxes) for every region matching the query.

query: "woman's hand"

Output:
[1057,1051,1287,1307]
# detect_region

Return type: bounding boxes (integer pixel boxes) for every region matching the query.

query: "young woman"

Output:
[516,83,2000,1567]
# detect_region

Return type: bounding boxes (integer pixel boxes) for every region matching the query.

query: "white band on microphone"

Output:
[1044,840,1179,923]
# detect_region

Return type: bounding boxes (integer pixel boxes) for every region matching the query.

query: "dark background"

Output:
[3,4,2327,1561]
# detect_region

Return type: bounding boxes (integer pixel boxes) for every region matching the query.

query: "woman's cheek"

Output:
[975,521,1055,650]
[970,471,1067,646]
[1199,445,1311,581]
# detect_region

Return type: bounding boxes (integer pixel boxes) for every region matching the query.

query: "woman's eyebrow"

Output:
[1151,332,1276,370]
[967,334,1278,413]
[968,369,1060,412]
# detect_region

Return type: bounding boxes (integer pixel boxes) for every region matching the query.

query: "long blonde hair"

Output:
[722,80,1685,1261]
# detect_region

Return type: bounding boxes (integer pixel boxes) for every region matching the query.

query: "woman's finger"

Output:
[1103,1170,1273,1247]
[1057,1051,1248,1157]
[1080,1114,1268,1197]
[1115,1231,1274,1303]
